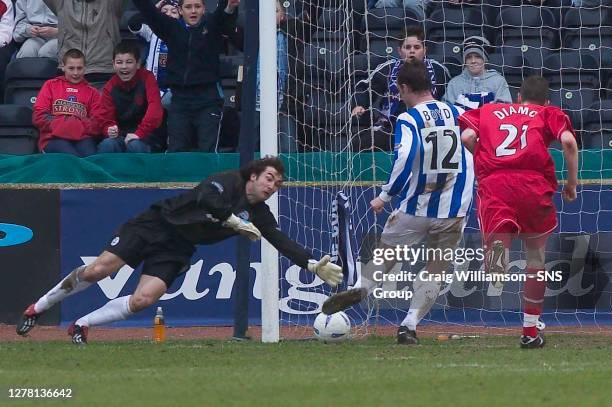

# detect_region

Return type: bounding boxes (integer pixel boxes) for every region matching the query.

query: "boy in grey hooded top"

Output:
[444,36,512,110]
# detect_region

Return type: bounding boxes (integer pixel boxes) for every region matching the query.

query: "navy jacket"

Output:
[132,0,237,88]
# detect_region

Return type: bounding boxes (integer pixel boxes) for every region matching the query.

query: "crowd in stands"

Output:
[0,0,610,155]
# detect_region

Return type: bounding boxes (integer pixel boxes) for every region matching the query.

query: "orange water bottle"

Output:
[153,306,165,343]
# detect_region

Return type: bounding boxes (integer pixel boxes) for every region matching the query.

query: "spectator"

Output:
[97,42,164,154]
[33,48,101,156]
[43,0,126,83]
[370,1,430,20]
[0,0,15,102]
[133,0,240,152]
[128,0,180,107]
[351,26,450,130]
[443,36,512,110]
[277,1,322,152]
[13,0,58,59]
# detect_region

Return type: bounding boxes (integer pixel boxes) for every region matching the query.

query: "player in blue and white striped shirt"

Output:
[322,60,475,345]
[374,89,474,219]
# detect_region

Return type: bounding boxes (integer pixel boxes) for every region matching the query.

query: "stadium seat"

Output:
[350,53,375,82]
[548,88,598,129]
[581,100,612,149]
[543,52,600,90]
[4,58,59,107]
[521,49,555,76]
[560,8,612,86]
[317,8,348,31]
[494,6,558,55]
[364,7,423,33]
[426,7,489,46]
[426,42,463,78]
[0,105,39,155]
[361,7,422,54]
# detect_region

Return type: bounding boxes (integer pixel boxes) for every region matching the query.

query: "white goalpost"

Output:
[259,0,280,343]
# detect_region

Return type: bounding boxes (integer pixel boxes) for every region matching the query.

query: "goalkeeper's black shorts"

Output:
[104,209,195,288]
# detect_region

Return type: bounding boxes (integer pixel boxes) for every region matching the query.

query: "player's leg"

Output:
[483,222,517,291]
[322,211,425,315]
[68,259,187,344]
[16,251,126,336]
[477,178,520,291]
[398,217,464,344]
[519,236,548,348]
[516,176,556,348]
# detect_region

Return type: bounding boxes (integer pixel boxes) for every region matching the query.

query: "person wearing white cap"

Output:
[443,36,512,110]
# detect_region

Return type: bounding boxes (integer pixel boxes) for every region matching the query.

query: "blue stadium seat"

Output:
[581,100,612,149]
[4,58,59,107]
[0,105,39,155]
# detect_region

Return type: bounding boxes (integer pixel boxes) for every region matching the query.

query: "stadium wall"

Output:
[2,184,610,327]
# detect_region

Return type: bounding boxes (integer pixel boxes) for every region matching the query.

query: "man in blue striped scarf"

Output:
[351,26,450,131]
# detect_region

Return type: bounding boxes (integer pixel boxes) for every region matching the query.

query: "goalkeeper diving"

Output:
[16,157,343,344]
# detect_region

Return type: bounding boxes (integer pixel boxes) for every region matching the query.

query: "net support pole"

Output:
[234,0,260,339]
[259,0,279,343]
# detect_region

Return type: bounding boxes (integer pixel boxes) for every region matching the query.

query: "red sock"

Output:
[523,267,546,337]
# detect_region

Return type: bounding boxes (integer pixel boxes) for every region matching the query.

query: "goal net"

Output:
[270,0,612,339]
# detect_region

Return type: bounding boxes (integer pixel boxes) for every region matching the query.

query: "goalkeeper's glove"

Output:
[223,214,261,241]
[307,255,343,287]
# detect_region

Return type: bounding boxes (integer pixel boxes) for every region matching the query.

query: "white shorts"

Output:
[380,211,465,251]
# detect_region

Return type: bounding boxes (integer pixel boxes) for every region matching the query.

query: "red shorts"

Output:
[477,172,557,246]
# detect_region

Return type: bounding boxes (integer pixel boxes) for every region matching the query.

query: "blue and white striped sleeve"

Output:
[378,114,419,202]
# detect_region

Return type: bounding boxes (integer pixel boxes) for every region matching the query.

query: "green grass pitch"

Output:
[1,335,610,406]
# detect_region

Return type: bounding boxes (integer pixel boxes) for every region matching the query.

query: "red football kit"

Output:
[459,103,575,244]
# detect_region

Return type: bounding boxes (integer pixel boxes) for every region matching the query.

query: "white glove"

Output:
[223,214,261,241]
[308,255,343,287]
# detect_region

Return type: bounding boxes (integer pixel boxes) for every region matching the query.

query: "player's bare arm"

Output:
[560,130,578,202]
[461,128,478,153]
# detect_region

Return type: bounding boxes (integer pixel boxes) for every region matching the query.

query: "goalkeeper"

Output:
[16,156,343,344]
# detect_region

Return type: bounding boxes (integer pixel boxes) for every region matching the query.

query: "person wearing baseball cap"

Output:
[443,36,512,110]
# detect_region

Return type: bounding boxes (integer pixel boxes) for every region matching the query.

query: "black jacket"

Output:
[151,170,312,268]
[132,0,237,88]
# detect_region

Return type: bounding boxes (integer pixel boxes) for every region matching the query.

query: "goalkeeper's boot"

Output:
[322,288,368,315]
[397,326,419,345]
[16,304,41,336]
[68,323,88,345]
[520,333,545,349]
[487,240,507,291]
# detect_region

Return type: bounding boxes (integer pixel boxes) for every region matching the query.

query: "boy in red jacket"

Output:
[33,48,101,156]
[96,42,163,153]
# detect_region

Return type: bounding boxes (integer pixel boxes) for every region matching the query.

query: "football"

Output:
[313,311,351,342]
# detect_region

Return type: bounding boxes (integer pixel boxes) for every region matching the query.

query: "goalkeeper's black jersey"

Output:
[148,170,312,268]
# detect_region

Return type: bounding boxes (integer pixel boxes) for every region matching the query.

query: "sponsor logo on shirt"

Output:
[52,99,87,118]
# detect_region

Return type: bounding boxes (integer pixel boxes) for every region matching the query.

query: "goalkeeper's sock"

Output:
[523,267,546,337]
[34,266,92,313]
[75,295,133,327]
[400,274,442,330]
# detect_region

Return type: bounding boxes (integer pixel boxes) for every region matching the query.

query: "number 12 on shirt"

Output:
[420,125,463,174]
